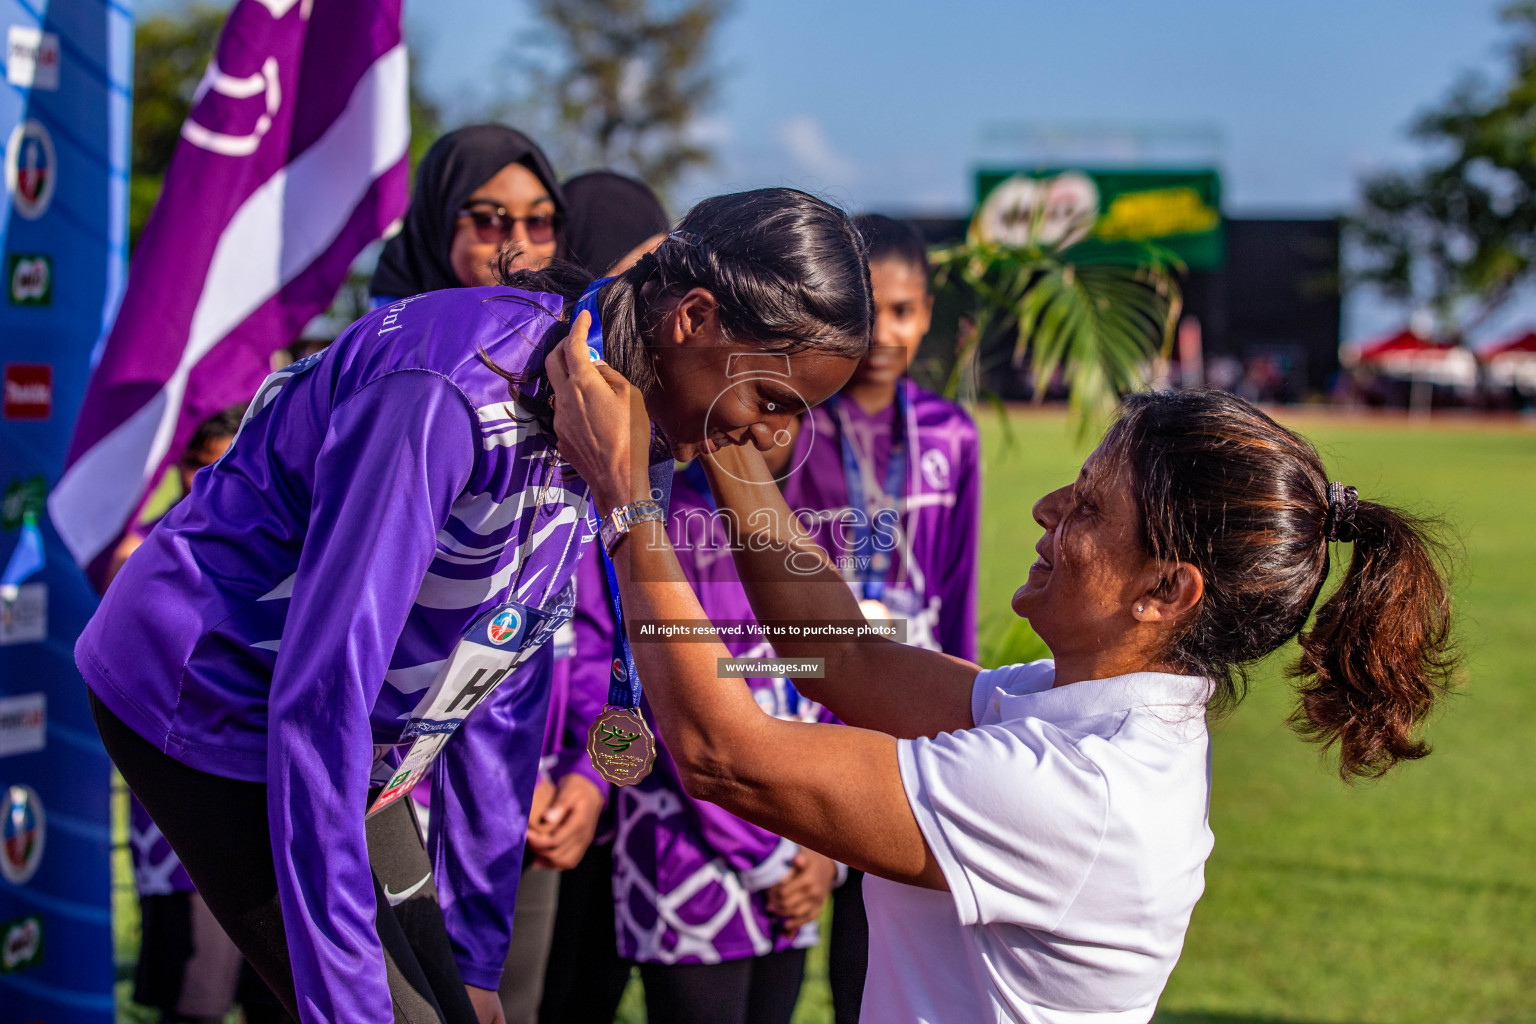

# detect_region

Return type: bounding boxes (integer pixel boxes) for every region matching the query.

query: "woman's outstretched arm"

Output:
[698,442,978,739]
[608,513,947,890]
[544,327,947,888]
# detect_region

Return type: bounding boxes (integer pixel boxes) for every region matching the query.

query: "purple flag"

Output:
[49,0,410,570]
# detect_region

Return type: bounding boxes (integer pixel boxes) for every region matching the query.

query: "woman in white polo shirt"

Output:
[544,338,1455,1023]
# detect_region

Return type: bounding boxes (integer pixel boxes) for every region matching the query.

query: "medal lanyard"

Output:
[828,380,913,601]
[571,280,644,713]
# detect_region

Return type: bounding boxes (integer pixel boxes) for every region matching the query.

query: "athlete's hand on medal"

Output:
[765,848,839,936]
[545,311,651,516]
[526,772,605,870]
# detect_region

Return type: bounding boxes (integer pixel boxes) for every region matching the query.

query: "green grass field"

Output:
[116,409,1536,1023]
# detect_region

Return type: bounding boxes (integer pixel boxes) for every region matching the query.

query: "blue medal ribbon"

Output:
[827,380,912,601]
[570,279,670,711]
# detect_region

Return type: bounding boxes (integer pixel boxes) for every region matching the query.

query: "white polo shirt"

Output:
[862,660,1214,1023]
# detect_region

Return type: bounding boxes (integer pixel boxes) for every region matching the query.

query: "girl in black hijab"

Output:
[560,171,671,276]
[370,125,567,303]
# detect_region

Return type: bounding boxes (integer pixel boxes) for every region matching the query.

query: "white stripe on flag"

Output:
[50,45,410,564]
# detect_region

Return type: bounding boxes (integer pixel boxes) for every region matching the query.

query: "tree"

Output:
[131,5,442,251]
[131,4,227,249]
[502,0,731,197]
[1353,2,1536,336]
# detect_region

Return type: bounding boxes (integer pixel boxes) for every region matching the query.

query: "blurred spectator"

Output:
[561,171,671,276]
[270,334,334,372]
[370,125,567,303]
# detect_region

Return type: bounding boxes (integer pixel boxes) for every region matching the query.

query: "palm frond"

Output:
[930,237,1182,442]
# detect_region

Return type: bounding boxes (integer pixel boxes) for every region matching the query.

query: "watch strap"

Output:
[601,499,665,556]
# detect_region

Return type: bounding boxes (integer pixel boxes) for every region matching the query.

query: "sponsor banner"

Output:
[973,167,1224,270]
[1,0,126,1015]
[0,583,45,645]
[0,914,42,973]
[2,364,51,420]
[8,254,50,305]
[6,26,60,91]
[0,694,44,758]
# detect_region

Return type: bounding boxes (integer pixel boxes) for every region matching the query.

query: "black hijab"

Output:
[370,124,566,298]
[561,171,671,276]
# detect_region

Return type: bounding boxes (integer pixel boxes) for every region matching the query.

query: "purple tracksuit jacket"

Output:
[78,286,601,1021]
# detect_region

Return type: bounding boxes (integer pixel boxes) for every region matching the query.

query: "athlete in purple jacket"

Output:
[81,188,872,1024]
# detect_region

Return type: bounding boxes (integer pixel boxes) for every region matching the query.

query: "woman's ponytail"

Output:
[1106,391,1458,785]
[1287,498,1458,780]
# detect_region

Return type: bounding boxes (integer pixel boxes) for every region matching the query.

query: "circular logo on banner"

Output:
[487,608,523,646]
[5,120,57,220]
[975,171,1099,250]
[1,785,45,885]
[920,448,952,492]
[611,658,627,683]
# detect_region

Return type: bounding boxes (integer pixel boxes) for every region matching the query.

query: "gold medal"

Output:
[587,706,656,786]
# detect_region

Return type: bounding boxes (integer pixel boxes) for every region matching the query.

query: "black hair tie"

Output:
[1324,482,1359,543]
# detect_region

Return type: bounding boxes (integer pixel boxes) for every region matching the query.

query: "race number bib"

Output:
[366,589,571,818]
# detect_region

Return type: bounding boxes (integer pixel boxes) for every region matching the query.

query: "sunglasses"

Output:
[456,201,560,245]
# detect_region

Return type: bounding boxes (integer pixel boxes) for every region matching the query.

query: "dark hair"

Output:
[852,213,931,285]
[184,404,247,460]
[492,188,873,425]
[1101,389,1457,780]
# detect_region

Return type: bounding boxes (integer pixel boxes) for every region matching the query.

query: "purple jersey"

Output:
[599,469,833,965]
[784,383,980,660]
[78,286,601,1017]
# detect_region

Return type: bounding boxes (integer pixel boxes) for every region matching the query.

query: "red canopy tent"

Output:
[1344,328,1477,388]
[1480,330,1536,390]
[1350,328,1452,362]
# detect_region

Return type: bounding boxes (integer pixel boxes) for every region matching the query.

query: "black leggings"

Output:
[538,842,632,1024]
[829,868,869,1024]
[639,949,805,1024]
[91,691,478,1024]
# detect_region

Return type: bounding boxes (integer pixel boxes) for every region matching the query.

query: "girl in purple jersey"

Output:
[546,342,1457,1023]
[81,187,872,1024]
[786,215,980,1022]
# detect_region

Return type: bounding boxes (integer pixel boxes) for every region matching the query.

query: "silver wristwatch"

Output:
[600,499,665,556]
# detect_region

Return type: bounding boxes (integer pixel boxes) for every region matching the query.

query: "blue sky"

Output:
[402,0,1504,216]
[144,0,1517,340]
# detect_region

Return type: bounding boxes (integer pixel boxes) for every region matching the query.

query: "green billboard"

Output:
[973,168,1224,269]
